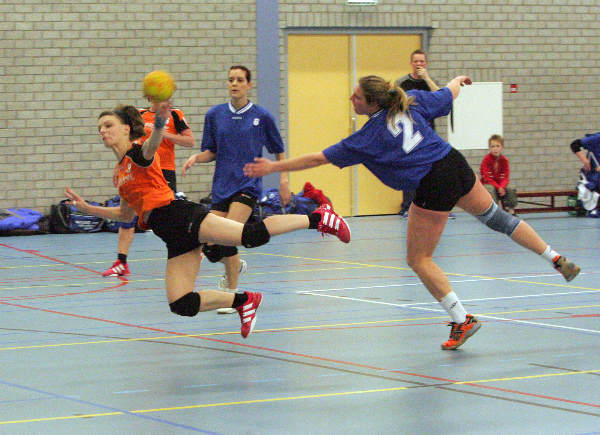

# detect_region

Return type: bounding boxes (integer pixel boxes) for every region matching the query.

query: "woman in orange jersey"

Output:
[64,103,350,338]
[102,96,195,278]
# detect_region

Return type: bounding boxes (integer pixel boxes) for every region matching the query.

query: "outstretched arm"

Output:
[64,187,136,222]
[445,75,472,100]
[243,152,329,178]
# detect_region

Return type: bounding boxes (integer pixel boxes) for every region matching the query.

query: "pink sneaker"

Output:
[101,260,130,277]
[313,204,351,243]
[236,291,262,338]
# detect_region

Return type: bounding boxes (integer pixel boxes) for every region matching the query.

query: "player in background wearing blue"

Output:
[183,66,291,314]
[244,74,581,350]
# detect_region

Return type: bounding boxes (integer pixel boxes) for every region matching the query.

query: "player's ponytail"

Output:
[100,105,146,141]
[117,105,145,140]
[358,75,415,124]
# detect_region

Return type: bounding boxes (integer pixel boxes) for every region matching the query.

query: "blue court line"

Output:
[0,378,222,434]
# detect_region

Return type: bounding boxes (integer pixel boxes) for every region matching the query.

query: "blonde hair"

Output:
[358,75,415,123]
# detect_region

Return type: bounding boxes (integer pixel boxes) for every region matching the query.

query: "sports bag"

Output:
[255,189,320,220]
[49,200,105,233]
[104,195,123,233]
[0,208,49,235]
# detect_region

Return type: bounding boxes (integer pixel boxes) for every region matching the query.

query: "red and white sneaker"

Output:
[236,291,262,338]
[101,260,130,277]
[313,204,351,243]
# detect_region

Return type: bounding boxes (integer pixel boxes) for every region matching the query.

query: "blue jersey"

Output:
[201,102,285,203]
[580,132,600,169]
[323,88,453,191]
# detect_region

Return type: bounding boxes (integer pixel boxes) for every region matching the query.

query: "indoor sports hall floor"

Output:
[0,213,599,434]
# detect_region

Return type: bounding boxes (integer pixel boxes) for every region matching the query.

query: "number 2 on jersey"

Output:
[387,112,423,154]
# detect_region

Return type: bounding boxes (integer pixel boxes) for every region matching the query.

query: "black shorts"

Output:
[211,191,257,213]
[162,169,177,193]
[413,148,476,212]
[147,200,210,259]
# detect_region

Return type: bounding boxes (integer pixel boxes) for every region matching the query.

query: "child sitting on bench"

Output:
[480,134,518,216]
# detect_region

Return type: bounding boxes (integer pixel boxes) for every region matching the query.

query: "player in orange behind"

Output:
[65,103,350,337]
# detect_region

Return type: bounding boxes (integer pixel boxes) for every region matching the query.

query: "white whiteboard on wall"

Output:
[447,82,503,150]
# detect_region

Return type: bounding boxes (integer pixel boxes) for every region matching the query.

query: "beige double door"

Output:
[287,33,422,216]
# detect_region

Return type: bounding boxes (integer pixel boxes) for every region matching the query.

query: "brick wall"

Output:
[279,0,600,193]
[1,0,257,210]
[1,0,598,211]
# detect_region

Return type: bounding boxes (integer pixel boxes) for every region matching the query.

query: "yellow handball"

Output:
[143,70,176,102]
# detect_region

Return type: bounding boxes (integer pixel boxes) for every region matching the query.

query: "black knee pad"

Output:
[221,246,238,258]
[169,292,200,317]
[241,221,270,248]
[202,244,224,263]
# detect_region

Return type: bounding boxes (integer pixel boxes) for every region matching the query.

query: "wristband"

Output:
[154,115,166,130]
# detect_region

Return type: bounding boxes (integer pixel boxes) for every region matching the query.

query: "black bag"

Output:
[49,200,105,233]
[199,193,212,206]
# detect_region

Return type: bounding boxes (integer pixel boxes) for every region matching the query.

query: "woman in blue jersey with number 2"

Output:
[244,74,581,350]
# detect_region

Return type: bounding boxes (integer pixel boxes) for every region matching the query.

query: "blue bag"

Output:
[0,208,47,234]
[49,200,105,233]
[104,195,122,233]
[256,189,319,220]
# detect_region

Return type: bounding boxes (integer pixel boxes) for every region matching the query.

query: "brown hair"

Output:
[410,49,427,61]
[99,105,146,141]
[358,75,415,123]
[488,134,504,147]
[229,65,251,83]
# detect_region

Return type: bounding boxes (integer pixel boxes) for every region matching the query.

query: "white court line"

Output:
[300,288,600,305]
[412,305,600,335]
[297,272,591,294]
[299,291,600,335]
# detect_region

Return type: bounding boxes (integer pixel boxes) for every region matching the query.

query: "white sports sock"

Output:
[541,245,560,264]
[440,291,467,324]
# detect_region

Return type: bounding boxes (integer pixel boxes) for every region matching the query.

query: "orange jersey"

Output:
[117,143,174,226]
[139,108,190,170]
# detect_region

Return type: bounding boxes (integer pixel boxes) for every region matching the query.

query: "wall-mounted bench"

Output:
[513,190,577,214]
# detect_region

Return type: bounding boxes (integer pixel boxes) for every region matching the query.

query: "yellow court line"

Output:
[0,266,368,291]
[0,412,123,425]
[1,250,597,293]
[2,367,599,425]
[3,303,600,352]
[254,253,600,292]
[0,257,165,270]
[0,387,410,425]
[0,315,451,351]
[479,304,600,316]
[454,369,600,385]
